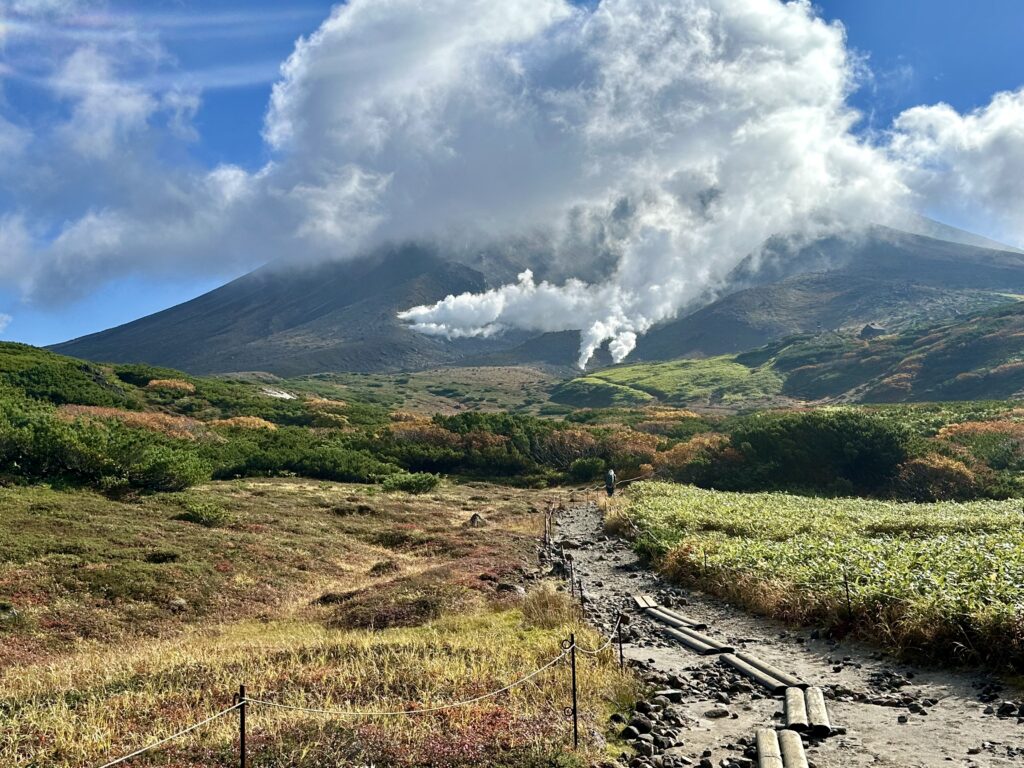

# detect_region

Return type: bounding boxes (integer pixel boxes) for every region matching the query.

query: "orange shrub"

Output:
[390,410,424,423]
[600,429,659,470]
[57,405,205,440]
[306,396,348,413]
[938,420,1024,440]
[535,428,598,468]
[891,454,980,502]
[654,433,732,481]
[391,423,462,448]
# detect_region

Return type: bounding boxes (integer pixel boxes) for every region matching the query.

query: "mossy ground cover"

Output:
[554,357,784,408]
[288,366,560,414]
[1,480,634,766]
[616,481,1024,669]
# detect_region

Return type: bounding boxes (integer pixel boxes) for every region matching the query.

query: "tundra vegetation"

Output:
[2,341,1024,763]
[614,482,1024,669]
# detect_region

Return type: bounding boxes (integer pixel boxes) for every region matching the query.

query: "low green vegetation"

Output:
[558,301,1024,408]
[5,341,1024,501]
[618,481,1024,668]
[287,365,559,413]
[553,356,783,408]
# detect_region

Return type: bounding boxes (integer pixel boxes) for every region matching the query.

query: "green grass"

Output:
[556,357,783,408]
[617,481,1024,668]
[550,378,655,408]
[288,366,560,415]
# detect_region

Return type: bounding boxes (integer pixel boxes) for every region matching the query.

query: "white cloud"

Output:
[889,88,1024,245]
[385,0,909,364]
[0,314,11,334]
[52,46,158,158]
[3,0,1024,366]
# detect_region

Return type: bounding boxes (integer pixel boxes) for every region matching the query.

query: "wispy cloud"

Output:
[0,313,11,334]
[1,7,325,43]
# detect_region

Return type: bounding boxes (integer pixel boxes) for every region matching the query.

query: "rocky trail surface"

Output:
[549,501,1024,768]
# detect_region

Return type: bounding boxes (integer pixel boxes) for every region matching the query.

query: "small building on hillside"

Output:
[859,323,887,340]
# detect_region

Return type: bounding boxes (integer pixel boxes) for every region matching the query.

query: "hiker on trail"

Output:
[605,468,616,497]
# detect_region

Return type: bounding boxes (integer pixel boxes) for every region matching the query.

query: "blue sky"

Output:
[2,0,1024,348]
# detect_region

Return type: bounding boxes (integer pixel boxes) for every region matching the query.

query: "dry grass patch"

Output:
[145,378,196,393]
[57,405,207,440]
[0,479,642,765]
[211,415,278,430]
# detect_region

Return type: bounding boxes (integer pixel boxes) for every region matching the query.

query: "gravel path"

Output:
[551,501,1024,768]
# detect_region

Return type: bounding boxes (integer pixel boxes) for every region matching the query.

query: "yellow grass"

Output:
[211,415,278,430]
[145,379,197,393]
[1,480,637,766]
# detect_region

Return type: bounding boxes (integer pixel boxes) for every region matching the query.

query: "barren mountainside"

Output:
[53,227,1024,376]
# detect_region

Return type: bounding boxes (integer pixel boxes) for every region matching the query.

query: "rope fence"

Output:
[89,615,626,767]
[95,703,244,768]
[87,485,635,768]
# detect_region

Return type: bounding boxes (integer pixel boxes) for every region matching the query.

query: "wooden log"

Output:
[720,654,788,694]
[736,651,806,689]
[756,728,784,768]
[805,686,832,737]
[651,605,709,630]
[662,626,718,655]
[645,608,734,652]
[784,687,808,732]
[778,729,809,768]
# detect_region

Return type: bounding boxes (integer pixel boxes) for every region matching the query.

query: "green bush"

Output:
[128,444,211,492]
[0,343,136,407]
[724,409,909,494]
[381,472,441,494]
[173,500,234,528]
[0,390,209,492]
[568,457,605,482]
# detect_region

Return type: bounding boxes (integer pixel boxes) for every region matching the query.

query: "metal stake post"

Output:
[568,634,579,749]
[237,684,247,768]
[617,617,625,671]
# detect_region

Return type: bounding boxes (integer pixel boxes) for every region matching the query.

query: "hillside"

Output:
[554,300,1024,407]
[52,245,531,376]
[578,227,1024,365]
[53,227,1024,377]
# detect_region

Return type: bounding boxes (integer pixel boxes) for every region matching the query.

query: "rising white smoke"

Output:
[5,0,1024,361]
[384,0,909,366]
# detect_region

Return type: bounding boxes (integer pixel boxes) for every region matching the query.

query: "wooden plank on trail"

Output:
[631,594,656,608]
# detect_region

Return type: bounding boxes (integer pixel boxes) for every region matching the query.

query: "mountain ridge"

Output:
[53,226,1024,377]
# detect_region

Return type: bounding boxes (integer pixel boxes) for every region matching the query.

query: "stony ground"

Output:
[550,500,1024,768]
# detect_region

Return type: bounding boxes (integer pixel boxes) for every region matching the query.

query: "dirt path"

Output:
[553,501,1024,768]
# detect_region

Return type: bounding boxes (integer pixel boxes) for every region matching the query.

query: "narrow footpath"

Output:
[551,500,1024,768]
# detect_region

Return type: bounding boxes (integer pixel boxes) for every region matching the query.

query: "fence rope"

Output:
[95,702,242,768]
[575,615,622,656]
[246,647,570,718]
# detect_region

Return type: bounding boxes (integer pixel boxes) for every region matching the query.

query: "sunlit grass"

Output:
[624,481,1024,667]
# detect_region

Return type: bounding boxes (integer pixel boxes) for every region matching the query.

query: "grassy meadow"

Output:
[614,482,1024,668]
[1,479,634,767]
